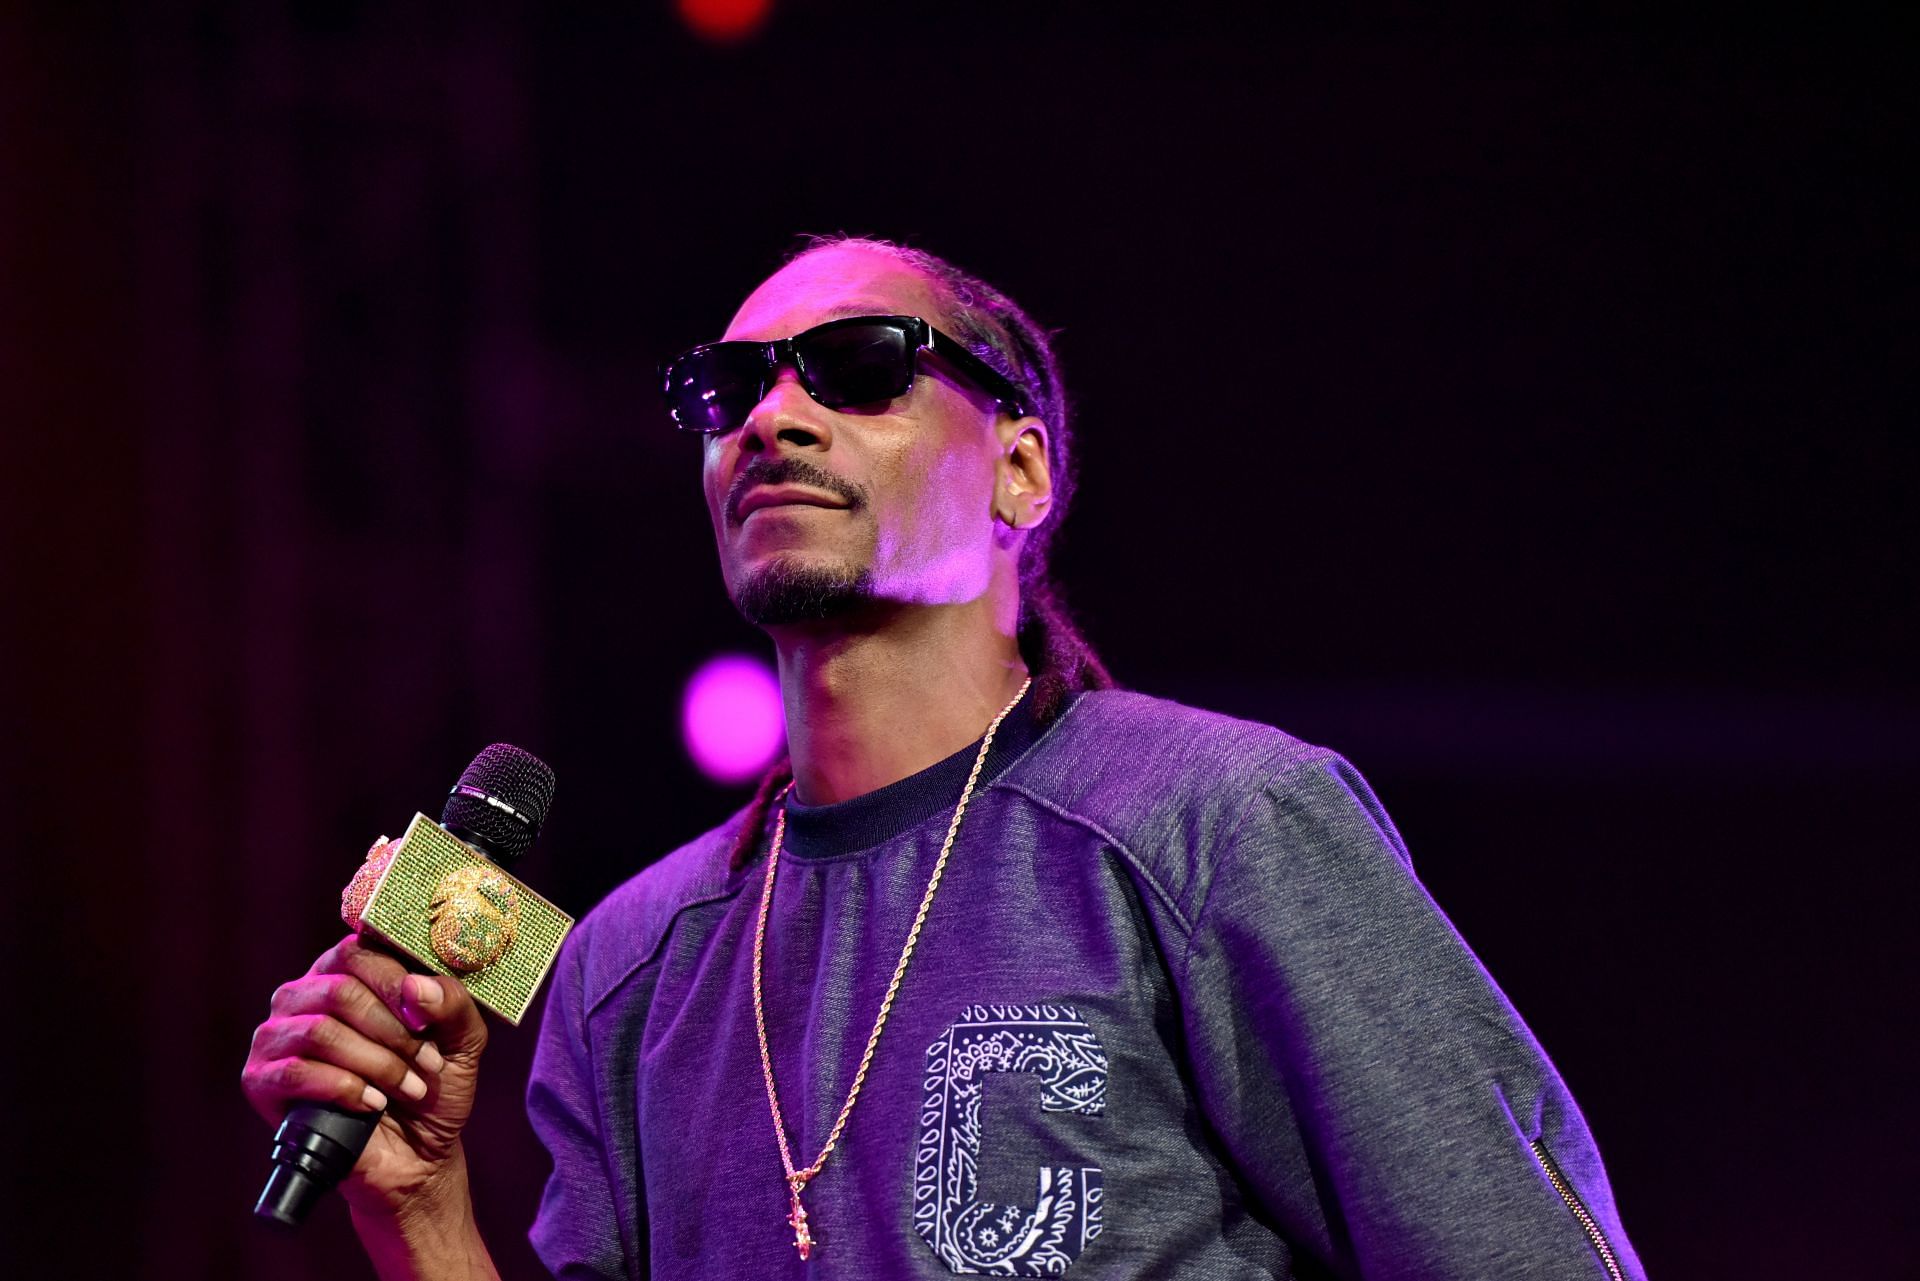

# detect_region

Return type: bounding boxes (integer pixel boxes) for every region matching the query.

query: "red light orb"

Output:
[677,0,773,44]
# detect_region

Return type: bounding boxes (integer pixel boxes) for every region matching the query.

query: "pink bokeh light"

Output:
[682,654,785,784]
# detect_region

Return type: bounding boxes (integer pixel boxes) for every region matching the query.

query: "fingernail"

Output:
[399,1069,428,1101]
[361,1084,389,1111]
[399,976,440,1031]
[415,1041,445,1073]
[405,976,443,1008]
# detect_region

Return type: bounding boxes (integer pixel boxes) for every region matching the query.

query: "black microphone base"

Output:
[253,1102,381,1229]
[255,1163,327,1230]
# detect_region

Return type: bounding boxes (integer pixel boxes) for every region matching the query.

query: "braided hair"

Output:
[725,237,1114,871]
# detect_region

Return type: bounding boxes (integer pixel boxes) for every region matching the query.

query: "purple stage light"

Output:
[682,654,785,784]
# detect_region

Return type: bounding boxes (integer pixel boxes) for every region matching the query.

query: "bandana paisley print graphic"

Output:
[913,1004,1107,1275]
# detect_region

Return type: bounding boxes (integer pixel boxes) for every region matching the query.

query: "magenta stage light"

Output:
[682,654,785,784]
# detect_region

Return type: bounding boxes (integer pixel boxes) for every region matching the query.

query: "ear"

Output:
[993,416,1053,532]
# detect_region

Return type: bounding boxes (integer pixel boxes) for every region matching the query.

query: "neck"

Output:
[770,594,1029,806]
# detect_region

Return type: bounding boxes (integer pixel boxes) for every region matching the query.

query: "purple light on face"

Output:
[682,654,785,784]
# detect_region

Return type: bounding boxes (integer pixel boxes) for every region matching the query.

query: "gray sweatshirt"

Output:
[527,690,1643,1278]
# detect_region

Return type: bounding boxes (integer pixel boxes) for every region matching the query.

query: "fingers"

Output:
[242,935,467,1125]
[240,1051,392,1124]
[307,935,485,1058]
[270,969,418,1062]
[308,934,414,1024]
[249,1013,431,1113]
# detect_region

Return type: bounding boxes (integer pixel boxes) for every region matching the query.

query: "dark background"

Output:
[5,2,1913,1277]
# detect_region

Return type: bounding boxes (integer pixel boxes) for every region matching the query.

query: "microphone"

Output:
[253,744,568,1229]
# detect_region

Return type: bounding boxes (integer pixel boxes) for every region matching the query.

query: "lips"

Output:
[732,484,852,523]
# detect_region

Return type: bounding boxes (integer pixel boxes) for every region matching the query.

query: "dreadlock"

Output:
[726,236,1114,872]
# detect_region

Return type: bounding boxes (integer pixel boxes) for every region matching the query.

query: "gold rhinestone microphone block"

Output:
[341,812,573,1026]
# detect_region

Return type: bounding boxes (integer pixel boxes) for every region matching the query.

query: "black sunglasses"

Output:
[660,314,1032,434]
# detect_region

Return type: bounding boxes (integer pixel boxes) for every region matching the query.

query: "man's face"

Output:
[703,245,1014,627]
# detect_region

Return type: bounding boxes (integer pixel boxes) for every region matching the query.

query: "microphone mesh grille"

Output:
[440,743,557,865]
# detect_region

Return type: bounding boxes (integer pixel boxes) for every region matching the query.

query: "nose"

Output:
[735,369,831,455]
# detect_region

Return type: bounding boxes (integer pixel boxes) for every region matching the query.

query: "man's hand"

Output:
[241,933,489,1221]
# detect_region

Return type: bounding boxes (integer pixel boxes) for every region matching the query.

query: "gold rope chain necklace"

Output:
[750,676,1033,1262]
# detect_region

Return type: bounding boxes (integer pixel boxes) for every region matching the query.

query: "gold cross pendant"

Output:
[786,1182,815,1260]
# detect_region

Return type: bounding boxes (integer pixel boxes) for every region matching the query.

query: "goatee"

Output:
[732,559,876,627]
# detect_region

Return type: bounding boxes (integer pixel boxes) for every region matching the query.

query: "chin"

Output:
[730,555,876,627]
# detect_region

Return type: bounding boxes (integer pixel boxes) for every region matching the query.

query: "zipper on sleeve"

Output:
[1529,1137,1626,1281]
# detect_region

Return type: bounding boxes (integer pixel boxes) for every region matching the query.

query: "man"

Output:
[244,237,1644,1279]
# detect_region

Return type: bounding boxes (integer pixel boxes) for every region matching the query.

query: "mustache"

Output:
[726,457,868,524]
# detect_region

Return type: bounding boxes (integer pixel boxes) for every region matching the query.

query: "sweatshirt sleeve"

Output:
[526,929,636,1280]
[1174,752,1644,1281]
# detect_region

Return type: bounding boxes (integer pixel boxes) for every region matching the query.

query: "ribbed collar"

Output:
[780,693,1047,861]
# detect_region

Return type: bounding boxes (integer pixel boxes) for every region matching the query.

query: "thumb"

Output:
[401,974,488,1061]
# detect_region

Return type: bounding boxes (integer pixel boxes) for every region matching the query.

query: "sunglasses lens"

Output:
[666,344,766,433]
[796,321,914,408]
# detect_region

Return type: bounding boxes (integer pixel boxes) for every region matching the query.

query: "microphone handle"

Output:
[254,1100,381,1228]
[255,922,428,1228]
[254,924,432,1228]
